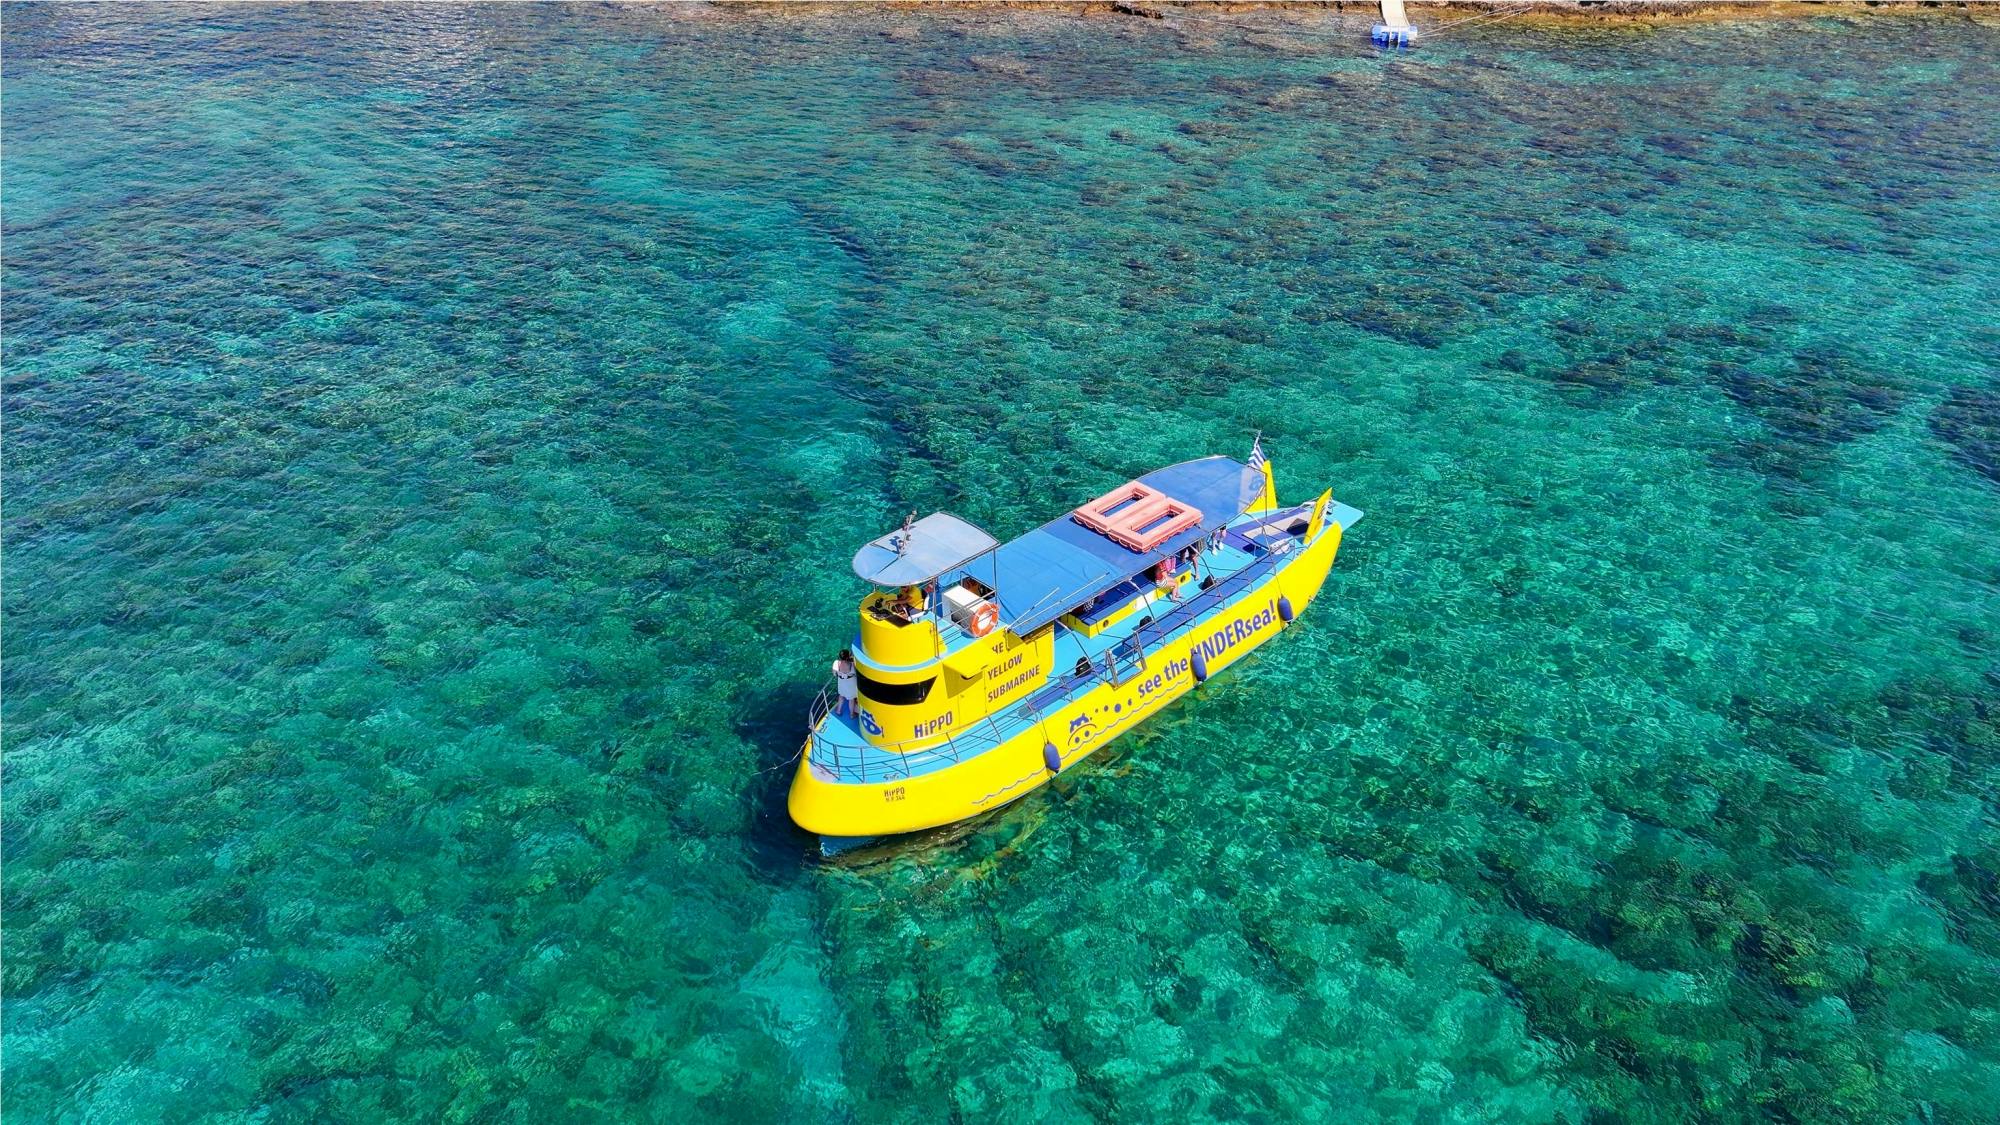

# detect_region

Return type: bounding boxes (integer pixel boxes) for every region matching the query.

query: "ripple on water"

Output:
[4,5,2000,1123]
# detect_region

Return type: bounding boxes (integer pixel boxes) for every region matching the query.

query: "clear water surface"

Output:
[5,4,1999,1122]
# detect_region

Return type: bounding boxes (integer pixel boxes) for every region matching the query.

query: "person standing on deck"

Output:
[832,649,859,718]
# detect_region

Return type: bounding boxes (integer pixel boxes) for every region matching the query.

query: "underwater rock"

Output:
[1174,119,1239,140]
[1241,32,1318,54]
[1079,182,1136,207]
[1713,344,1907,454]
[1583,233,1629,259]
[903,67,959,99]
[1929,381,2000,485]
[1742,301,1801,330]
[1257,84,1322,111]
[1397,64,1461,94]
[1550,358,1631,392]
[1646,133,1704,158]
[966,54,1031,78]
[1312,71,1380,96]
[1193,318,1268,346]
[1342,304,1443,350]
[938,137,1016,177]
[1562,272,1628,294]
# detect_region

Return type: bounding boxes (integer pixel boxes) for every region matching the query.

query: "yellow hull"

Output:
[787,516,1345,839]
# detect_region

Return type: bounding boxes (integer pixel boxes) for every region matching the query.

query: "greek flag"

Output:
[1248,434,1266,473]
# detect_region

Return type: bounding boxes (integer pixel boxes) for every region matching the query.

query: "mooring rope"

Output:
[1421,3,1536,39]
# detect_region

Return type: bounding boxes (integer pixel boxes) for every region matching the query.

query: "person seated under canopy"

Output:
[885,585,924,622]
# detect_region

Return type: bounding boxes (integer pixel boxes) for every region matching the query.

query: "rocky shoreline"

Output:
[1110,0,1976,18]
[719,1,1986,26]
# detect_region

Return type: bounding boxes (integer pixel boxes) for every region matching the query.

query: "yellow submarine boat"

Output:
[788,446,1361,851]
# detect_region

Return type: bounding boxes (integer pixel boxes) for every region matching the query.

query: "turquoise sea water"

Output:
[6,4,2000,1121]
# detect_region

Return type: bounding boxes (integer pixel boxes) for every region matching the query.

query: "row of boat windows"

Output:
[856,668,933,706]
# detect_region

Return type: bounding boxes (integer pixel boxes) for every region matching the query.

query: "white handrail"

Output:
[805,545,1296,784]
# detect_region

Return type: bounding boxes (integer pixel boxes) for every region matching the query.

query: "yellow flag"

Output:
[1305,488,1333,542]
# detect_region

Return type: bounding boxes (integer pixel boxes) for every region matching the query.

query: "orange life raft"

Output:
[1071,482,1204,553]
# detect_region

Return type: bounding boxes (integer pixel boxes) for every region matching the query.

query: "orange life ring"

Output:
[969,602,1000,637]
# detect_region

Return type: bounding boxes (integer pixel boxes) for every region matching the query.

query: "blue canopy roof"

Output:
[852,512,998,586]
[969,456,1265,634]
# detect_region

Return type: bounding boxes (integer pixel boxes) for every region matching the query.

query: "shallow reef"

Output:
[4,5,1998,1122]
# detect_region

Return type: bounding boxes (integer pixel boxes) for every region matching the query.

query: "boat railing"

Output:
[1020,543,1289,711]
[1131,543,1286,650]
[807,697,1044,784]
[806,535,1296,784]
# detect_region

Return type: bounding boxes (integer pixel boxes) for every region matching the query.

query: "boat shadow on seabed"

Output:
[738,677,835,867]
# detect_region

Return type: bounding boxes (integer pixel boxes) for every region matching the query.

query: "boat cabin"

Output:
[839,456,1276,752]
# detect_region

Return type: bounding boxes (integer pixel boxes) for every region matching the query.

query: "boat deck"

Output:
[806,503,1337,785]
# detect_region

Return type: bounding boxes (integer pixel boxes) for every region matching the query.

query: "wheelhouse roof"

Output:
[851,512,999,586]
[962,456,1266,634]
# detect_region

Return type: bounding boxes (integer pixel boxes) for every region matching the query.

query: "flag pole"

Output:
[1250,430,1278,511]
